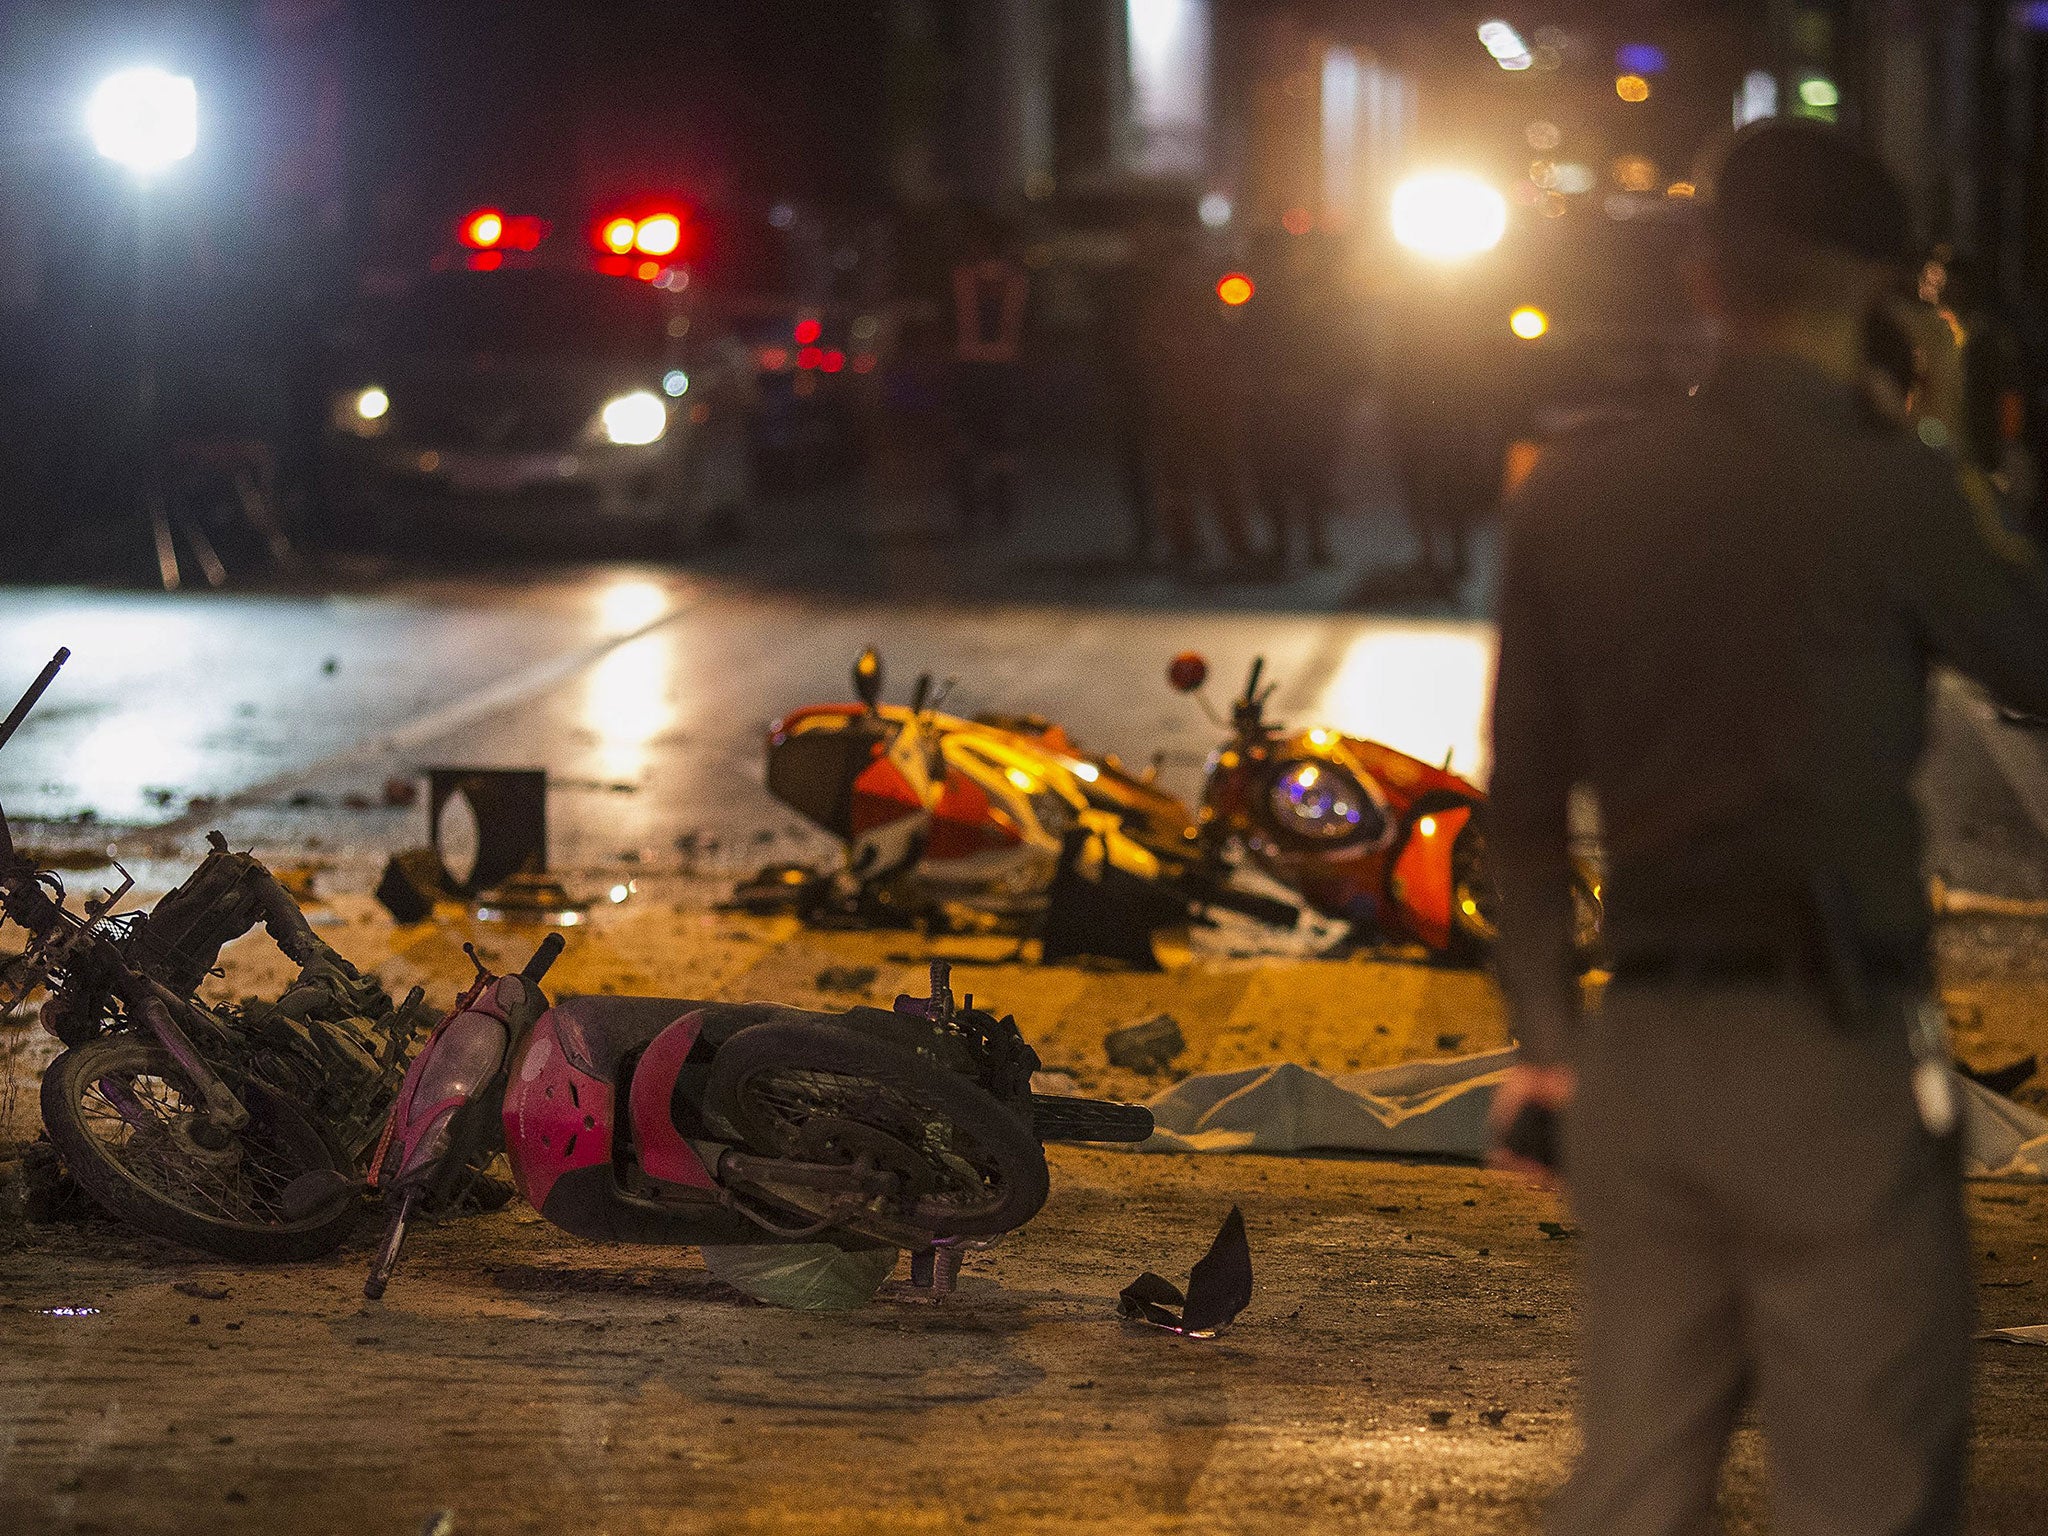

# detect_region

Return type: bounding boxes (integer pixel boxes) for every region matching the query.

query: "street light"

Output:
[86,67,197,176]
[87,67,199,588]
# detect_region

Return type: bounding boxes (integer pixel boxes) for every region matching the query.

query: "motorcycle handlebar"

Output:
[521,934,566,984]
[0,649,69,758]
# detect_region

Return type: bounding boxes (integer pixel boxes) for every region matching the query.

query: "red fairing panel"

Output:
[503,1009,616,1213]
[849,753,924,835]
[1388,803,1471,952]
[625,1011,717,1190]
[926,771,1021,858]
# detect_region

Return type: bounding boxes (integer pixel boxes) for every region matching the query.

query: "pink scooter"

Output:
[364,939,1150,1299]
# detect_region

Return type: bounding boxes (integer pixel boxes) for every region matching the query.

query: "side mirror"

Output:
[910,673,932,714]
[853,647,883,709]
[1167,652,1209,693]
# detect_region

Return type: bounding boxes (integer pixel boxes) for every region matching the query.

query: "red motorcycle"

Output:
[1169,653,1603,965]
[364,943,1152,1302]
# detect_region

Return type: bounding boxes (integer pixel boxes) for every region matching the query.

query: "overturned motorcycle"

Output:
[1,650,434,1260]
[366,947,1153,1307]
[734,648,1298,967]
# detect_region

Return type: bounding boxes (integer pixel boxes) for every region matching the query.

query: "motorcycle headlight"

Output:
[600,390,667,445]
[1266,760,1382,844]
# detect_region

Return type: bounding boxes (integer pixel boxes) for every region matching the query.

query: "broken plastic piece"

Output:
[1117,1206,1252,1337]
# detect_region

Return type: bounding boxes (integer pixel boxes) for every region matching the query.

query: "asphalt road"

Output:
[6,500,2048,1535]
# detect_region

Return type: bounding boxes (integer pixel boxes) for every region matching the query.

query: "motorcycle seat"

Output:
[547,995,909,1081]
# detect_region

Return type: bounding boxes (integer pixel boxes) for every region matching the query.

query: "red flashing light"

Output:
[601,217,638,254]
[793,317,823,345]
[1217,272,1254,306]
[796,345,824,370]
[467,250,504,272]
[758,346,790,371]
[820,348,846,374]
[461,208,506,249]
[635,214,681,256]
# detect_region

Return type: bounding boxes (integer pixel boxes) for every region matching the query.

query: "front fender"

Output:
[1386,803,1472,952]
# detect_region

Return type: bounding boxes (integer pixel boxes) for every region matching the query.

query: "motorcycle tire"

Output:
[1029,1094,1155,1144]
[704,1020,1049,1240]
[41,1038,358,1262]
[1446,825,1605,974]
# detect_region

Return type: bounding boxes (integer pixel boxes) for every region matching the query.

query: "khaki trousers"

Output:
[1553,983,1972,1536]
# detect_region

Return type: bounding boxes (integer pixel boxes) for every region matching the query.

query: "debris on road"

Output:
[1980,1323,2048,1345]
[1116,1205,1252,1337]
[172,1280,230,1301]
[1105,1013,1185,1073]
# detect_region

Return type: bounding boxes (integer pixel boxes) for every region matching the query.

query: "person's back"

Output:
[1508,361,2041,963]
[1488,119,2048,1536]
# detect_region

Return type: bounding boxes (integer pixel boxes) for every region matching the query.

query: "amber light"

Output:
[1216,273,1255,306]
[460,208,505,249]
[1509,305,1549,339]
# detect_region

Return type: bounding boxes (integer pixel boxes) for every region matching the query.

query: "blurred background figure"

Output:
[1095,215,1166,566]
[1242,229,1348,570]
[1380,272,1501,597]
[1136,235,1258,577]
[862,300,953,535]
[948,215,1029,536]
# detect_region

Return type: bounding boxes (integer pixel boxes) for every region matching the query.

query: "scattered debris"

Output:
[172,1281,230,1302]
[814,965,879,994]
[1537,1222,1578,1240]
[1426,1410,1452,1428]
[474,872,588,926]
[1479,1408,1509,1427]
[420,1513,455,1536]
[1117,1206,1253,1337]
[1435,1033,1465,1052]
[1105,1013,1185,1073]
[1980,1323,2048,1345]
[376,848,449,924]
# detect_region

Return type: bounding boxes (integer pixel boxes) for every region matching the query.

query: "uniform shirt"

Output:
[1490,350,2048,1064]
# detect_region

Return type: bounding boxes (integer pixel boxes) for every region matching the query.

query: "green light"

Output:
[1798,76,1839,109]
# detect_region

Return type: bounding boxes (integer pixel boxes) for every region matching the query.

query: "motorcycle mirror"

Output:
[1167,652,1209,693]
[1242,656,1265,706]
[910,673,932,714]
[853,647,883,709]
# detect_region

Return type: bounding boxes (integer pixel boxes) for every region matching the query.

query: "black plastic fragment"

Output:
[1117,1206,1252,1337]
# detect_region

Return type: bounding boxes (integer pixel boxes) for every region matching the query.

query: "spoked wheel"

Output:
[41,1039,357,1261]
[704,1021,1048,1240]
[1447,824,1605,973]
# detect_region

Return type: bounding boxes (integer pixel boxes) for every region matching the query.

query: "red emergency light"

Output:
[596,209,690,260]
[460,208,505,249]
[459,207,548,253]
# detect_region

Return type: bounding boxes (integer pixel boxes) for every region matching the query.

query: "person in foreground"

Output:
[1485,119,2048,1534]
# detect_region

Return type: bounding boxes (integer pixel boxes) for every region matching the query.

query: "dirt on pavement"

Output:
[4,891,2048,1535]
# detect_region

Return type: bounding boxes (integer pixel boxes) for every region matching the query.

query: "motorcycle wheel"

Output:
[1447,826,1605,973]
[704,1020,1049,1240]
[41,1039,358,1261]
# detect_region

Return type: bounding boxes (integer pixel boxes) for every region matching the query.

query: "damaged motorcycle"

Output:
[740,648,1296,964]
[1169,652,1604,965]
[1,649,433,1259]
[365,946,1153,1304]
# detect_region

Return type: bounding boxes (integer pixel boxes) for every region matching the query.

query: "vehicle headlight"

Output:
[355,386,390,421]
[1391,171,1508,260]
[1509,306,1548,340]
[1266,760,1383,844]
[600,390,667,445]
